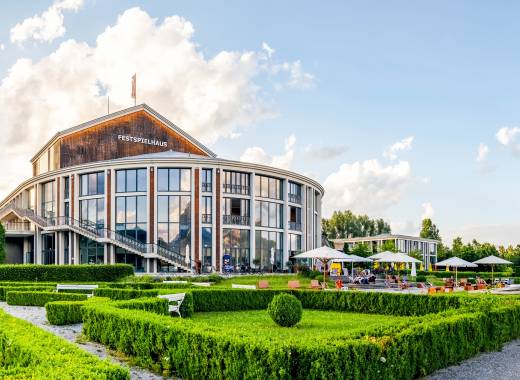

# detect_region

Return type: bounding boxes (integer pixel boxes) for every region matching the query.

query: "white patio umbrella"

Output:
[373,251,422,264]
[292,246,350,284]
[368,251,394,260]
[333,254,373,275]
[411,262,417,277]
[473,255,513,283]
[435,257,477,284]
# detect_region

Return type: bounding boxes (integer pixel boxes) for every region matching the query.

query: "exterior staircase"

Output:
[0,203,191,271]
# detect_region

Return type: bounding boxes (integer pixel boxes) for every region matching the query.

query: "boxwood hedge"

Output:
[0,285,55,301]
[0,308,128,379]
[81,294,520,379]
[0,264,133,282]
[93,288,161,300]
[6,291,87,306]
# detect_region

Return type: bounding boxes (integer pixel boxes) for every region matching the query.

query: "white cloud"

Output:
[322,159,412,217]
[261,42,275,58]
[383,136,414,160]
[10,0,84,44]
[476,143,489,162]
[0,44,4,51]
[270,60,315,89]
[496,127,520,155]
[0,7,311,199]
[303,144,348,160]
[240,134,296,170]
[421,202,435,219]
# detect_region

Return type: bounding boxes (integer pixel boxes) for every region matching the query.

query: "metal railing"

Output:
[201,182,212,192]
[289,221,302,231]
[0,202,49,227]
[288,193,302,204]
[223,215,250,226]
[1,221,34,232]
[223,184,249,195]
[202,214,212,224]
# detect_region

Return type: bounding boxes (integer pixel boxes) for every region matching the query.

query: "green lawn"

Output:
[191,309,412,345]
[214,274,335,289]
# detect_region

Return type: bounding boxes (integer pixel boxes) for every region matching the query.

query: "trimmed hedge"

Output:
[0,308,129,379]
[81,294,520,379]
[93,288,160,300]
[101,282,194,290]
[0,285,54,301]
[189,289,461,316]
[0,264,133,282]
[46,297,167,325]
[6,291,87,306]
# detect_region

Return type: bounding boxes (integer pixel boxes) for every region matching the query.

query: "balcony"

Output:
[223,215,250,226]
[202,182,212,192]
[1,221,34,236]
[289,221,302,231]
[223,184,249,195]
[202,214,212,224]
[288,193,302,204]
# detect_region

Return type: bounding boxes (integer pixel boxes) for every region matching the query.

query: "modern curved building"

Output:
[0,104,323,273]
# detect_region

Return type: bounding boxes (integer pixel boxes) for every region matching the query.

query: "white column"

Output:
[250,172,256,269]
[283,179,289,269]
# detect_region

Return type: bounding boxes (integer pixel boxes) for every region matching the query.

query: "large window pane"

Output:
[169,196,179,223]
[158,169,169,191]
[126,170,137,192]
[180,169,191,192]
[137,196,147,223]
[158,196,168,223]
[116,197,125,224]
[126,196,136,223]
[137,169,147,192]
[116,171,125,193]
[170,169,180,191]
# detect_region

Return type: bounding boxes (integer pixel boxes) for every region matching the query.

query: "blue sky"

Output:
[1,1,520,245]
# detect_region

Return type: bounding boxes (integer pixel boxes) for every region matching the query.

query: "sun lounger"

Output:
[288,280,301,289]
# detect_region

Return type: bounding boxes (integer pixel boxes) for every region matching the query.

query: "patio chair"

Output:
[309,280,320,289]
[258,280,269,289]
[428,287,437,294]
[288,280,301,289]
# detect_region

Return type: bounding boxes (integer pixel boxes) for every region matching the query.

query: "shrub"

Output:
[0,285,54,301]
[415,275,427,282]
[0,308,128,379]
[80,294,520,379]
[0,264,133,282]
[267,293,302,327]
[6,291,87,306]
[93,288,160,300]
[46,297,110,325]
[115,298,169,315]
[179,292,194,317]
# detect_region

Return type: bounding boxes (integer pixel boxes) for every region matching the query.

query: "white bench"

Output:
[192,282,211,287]
[163,280,189,284]
[231,284,256,290]
[56,284,98,297]
[158,293,185,317]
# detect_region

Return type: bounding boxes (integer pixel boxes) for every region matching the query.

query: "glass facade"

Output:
[288,181,302,204]
[223,198,250,225]
[116,196,147,243]
[79,236,104,264]
[116,169,147,193]
[115,247,144,271]
[157,195,191,256]
[80,198,105,230]
[288,206,302,231]
[223,228,250,269]
[80,172,104,196]
[201,169,212,192]
[289,233,302,256]
[223,171,249,195]
[42,234,55,265]
[157,168,191,192]
[41,181,55,219]
[201,227,212,272]
[255,230,283,271]
[255,201,283,229]
[202,196,212,224]
[255,175,283,200]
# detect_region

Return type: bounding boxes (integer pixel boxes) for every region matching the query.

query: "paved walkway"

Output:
[426,339,520,379]
[0,302,168,380]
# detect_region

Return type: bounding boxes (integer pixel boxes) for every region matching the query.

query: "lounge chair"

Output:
[257,280,269,289]
[309,280,320,289]
[288,280,301,289]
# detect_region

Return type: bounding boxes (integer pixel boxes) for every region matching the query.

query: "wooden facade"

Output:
[52,111,209,170]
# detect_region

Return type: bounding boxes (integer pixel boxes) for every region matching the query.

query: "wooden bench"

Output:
[157,293,185,317]
[231,284,256,290]
[288,280,300,289]
[257,280,269,289]
[56,284,98,297]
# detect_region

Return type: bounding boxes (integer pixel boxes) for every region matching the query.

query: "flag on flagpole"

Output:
[131,74,136,105]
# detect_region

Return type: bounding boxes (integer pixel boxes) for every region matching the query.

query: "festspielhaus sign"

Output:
[117,134,168,147]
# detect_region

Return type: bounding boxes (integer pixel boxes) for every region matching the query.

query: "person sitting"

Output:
[335,279,343,289]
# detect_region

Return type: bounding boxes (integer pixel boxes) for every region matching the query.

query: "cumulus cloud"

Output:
[261,42,275,58]
[0,7,313,199]
[303,144,348,160]
[10,0,84,44]
[383,136,414,160]
[240,134,296,169]
[496,127,520,155]
[476,143,489,162]
[270,60,315,89]
[421,202,435,219]
[322,159,412,217]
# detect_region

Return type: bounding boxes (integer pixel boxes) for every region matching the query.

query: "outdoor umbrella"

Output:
[372,251,422,264]
[473,255,513,283]
[368,251,395,260]
[292,246,350,284]
[435,257,477,284]
[333,254,373,275]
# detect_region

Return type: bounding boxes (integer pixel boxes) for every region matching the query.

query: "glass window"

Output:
[115,195,148,243]
[202,196,212,223]
[157,168,191,192]
[202,169,212,192]
[157,194,191,256]
[80,172,104,196]
[126,170,137,192]
[202,227,212,271]
[223,229,250,270]
[170,169,180,191]
[116,169,146,193]
[158,169,169,191]
[116,170,126,193]
[137,169,147,192]
[79,236,104,265]
[223,171,250,195]
[255,200,283,229]
[255,175,282,200]
[181,169,191,192]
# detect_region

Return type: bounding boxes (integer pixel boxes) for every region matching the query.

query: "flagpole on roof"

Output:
[131,73,137,106]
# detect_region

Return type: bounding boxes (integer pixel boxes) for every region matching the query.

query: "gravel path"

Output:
[426,339,520,379]
[0,302,168,380]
